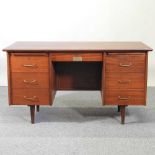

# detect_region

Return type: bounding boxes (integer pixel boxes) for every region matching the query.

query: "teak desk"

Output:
[3,42,153,124]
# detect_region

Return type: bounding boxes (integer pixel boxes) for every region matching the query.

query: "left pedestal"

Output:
[6,53,53,123]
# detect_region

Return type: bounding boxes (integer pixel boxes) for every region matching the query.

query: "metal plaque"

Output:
[73,56,83,61]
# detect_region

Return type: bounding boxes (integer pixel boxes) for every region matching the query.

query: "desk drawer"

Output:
[10,53,49,72]
[12,89,50,105]
[50,53,102,62]
[106,53,145,72]
[105,89,145,105]
[11,73,49,89]
[105,72,145,89]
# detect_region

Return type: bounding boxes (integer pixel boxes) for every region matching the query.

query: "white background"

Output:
[0,0,155,86]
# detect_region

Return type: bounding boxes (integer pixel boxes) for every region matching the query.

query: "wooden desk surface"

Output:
[3,41,152,52]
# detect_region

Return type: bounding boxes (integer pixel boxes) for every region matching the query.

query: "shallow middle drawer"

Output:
[50,53,103,62]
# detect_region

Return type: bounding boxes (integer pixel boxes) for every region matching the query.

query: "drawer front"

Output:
[105,72,145,89]
[50,53,102,62]
[11,73,49,89]
[104,90,145,105]
[12,89,50,105]
[106,53,145,72]
[10,53,49,72]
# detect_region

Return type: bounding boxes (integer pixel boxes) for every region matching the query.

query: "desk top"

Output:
[3,41,152,52]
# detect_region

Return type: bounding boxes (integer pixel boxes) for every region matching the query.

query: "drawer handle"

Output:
[23,80,38,85]
[24,96,39,102]
[23,64,37,67]
[119,63,132,67]
[118,80,131,84]
[73,56,83,61]
[118,96,130,100]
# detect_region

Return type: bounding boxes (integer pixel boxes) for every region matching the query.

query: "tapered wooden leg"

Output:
[36,105,40,112]
[118,105,120,112]
[30,105,35,124]
[120,105,126,124]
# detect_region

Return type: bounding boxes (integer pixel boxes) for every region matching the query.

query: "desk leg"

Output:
[36,105,40,112]
[118,105,120,112]
[120,105,126,124]
[30,105,35,124]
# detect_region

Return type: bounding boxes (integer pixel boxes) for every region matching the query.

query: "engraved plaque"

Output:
[73,56,82,61]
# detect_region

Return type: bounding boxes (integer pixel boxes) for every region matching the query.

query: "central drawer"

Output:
[50,53,103,62]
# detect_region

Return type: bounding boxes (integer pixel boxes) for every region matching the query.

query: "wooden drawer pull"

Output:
[24,96,39,102]
[118,80,131,84]
[118,96,130,100]
[119,63,132,67]
[23,64,37,67]
[23,80,38,85]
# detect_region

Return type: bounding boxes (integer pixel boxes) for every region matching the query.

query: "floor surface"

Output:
[0,87,155,155]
